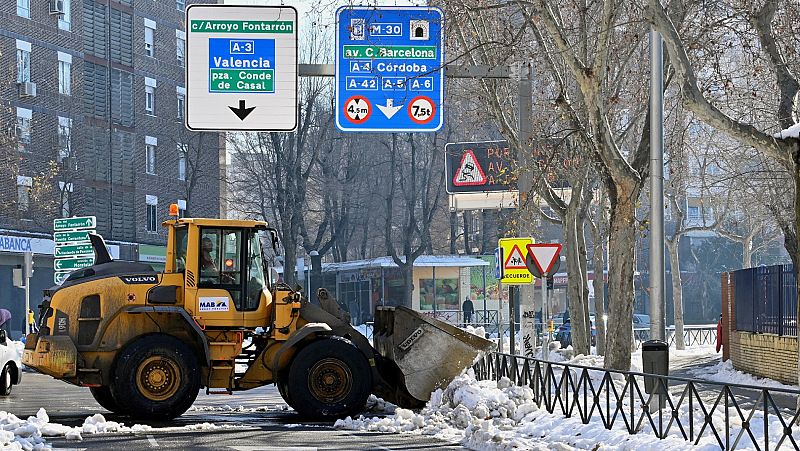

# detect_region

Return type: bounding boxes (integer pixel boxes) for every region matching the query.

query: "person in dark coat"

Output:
[462,297,474,325]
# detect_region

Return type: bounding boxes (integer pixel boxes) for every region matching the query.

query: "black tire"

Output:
[111,334,200,420]
[287,337,371,420]
[0,365,12,396]
[90,386,127,414]
[276,374,294,409]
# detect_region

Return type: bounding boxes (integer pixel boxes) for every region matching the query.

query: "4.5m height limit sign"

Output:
[185,5,298,132]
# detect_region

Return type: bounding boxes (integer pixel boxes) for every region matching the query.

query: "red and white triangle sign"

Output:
[504,244,527,269]
[453,149,487,186]
[526,243,562,275]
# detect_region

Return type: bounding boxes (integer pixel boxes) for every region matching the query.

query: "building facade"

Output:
[0,0,223,337]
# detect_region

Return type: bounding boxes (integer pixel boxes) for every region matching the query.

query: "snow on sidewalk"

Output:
[336,346,795,450]
[0,408,225,450]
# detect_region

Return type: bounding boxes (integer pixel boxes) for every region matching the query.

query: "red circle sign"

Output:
[407,96,436,124]
[343,96,372,124]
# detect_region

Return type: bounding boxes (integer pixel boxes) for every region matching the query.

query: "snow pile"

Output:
[9,341,23,363]
[338,349,790,450]
[0,408,227,449]
[188,404,287,413]
[364,395,396,415]
[688,359,798,390]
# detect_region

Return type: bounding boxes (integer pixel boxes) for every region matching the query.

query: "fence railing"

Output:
[474,352,800,450]
[733,264,797,337]
[633,325,718,349]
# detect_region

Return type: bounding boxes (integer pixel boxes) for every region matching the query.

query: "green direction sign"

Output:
[53,216,96,231]
[54,230,91,244]
[54,271,71,285]
[54,244,94,258]
[209,69,274,93]
[54,257,94,271]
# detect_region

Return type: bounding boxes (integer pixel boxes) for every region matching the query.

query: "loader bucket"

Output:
[373,306,496,403]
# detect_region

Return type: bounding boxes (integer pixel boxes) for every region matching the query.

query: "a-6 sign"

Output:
[54,216,96,231]
[54,257,94,271]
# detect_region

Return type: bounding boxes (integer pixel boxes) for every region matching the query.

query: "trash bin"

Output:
[641,340,669,395]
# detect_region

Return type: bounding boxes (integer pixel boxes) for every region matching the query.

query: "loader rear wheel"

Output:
[287,337,371,420]
[111,335,200,420]
[90,386,127,414]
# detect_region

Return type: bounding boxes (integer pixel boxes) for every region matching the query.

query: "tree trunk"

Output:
[283,241,297,288]
[592,236,606,355]
[565,207,590,355]
[463,211,471,254]
[402,264,413,308]
[742,234,753,268]
[450,211,458,254]
[604,186,637,371]
[667,239,685,350]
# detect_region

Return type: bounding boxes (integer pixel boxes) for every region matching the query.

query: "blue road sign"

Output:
[335,6,444,132]
[494,247,503,280]
[208,38,276,94]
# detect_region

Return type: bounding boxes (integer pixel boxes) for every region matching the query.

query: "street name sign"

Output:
[446,141,517,194]
[54,216,96,231]
[335,6,444,132]
[53,230,91,244]
[498,237,533,285]
[54,244,94,258]
[186,5,298,131]
[54,257,94,271]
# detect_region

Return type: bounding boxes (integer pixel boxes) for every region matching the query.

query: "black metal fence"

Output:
[475,352,800,450]
[733,264,797,337]
[633,325,718,349]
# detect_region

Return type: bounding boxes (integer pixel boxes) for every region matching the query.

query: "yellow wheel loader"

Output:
[23,214,493,420]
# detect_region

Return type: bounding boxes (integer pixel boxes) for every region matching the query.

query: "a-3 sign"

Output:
[335,6,444,132]
[54,216,96,231]
[498,237,533,285]
[185,5,298,132]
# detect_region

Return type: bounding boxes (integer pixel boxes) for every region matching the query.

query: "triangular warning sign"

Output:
[453,149,487,186]
[504,244,527,269]
[526,244,562,275]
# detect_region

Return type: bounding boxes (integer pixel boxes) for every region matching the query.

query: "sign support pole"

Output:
[517,63,538,357]
[542,271,549,361]
[509,286,516,355]
[649,29,666,342]
[498,279,504,354]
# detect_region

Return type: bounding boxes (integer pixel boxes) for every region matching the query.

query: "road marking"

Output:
[147,435,159,447]
[229,448,316,451]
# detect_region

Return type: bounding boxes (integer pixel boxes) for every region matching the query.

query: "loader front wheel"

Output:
[111,335,200,420]
[287,337,371,420]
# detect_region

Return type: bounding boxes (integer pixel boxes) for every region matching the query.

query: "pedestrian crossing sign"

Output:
[499,237,533,284]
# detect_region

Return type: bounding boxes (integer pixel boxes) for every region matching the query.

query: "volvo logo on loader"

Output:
[398,327,424,351]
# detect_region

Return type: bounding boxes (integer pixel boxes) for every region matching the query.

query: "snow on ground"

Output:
[688,358,799,390]
[774,122,800,139]
[337,345,793,450]
[8,341,23,363]
[0,408,231,450]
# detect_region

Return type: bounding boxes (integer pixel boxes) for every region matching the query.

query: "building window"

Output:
[17,0,30,18]
[176,34,185,66]
[145,136,157,174]
[177,93,185,121]
[176,0,185,11]
[58,52,72,95]
[59,182,73,217]
[16,107,32,151]
[146,195,158,232]
[687,206,700,220]
[178,144,187,180]
[58,0,71,31]
[17,176,32,214]
[144,19,156,57]
[145,77,156,115]
[16,42,31,83]
[58,117,72,163]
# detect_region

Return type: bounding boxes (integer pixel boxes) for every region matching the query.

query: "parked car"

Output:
[0,329,22,395]
[554,319,597,348]
[633,314,651,329]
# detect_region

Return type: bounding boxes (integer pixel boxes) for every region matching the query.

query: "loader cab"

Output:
[165,217,273,329]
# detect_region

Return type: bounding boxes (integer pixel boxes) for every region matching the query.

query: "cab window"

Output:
[174,227,188,272]
[244,232,266,311]
[199,228,243,308]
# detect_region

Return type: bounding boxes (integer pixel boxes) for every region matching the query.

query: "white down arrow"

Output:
[377,99,403,119]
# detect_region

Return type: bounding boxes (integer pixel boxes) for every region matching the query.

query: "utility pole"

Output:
[23,252,34,335]
[649,29,666,342]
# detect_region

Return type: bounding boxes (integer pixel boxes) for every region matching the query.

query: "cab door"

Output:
[192,228,245,328]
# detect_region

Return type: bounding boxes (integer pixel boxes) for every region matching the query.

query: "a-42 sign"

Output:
[335,6,444,132]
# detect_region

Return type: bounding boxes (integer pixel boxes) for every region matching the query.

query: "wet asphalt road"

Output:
[2,372,463,450]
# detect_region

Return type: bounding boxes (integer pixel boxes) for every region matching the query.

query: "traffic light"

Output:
[546,276,554,290]
[23,252,34,278]
[12,266,23,288]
